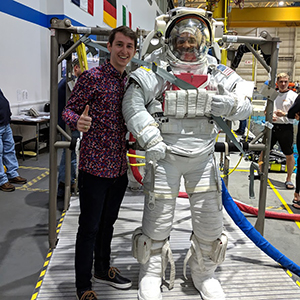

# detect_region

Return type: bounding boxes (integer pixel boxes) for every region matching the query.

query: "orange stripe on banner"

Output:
[104,0,116,19]
[103,11,116,28]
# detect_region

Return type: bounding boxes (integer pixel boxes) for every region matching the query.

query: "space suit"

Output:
[122,7,253,300]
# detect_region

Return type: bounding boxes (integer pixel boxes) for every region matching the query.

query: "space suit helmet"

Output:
[164,8,213,65]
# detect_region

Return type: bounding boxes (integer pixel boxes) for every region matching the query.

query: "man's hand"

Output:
[274,109,287,117]
[145,141,167,162]
[77,105,92,132]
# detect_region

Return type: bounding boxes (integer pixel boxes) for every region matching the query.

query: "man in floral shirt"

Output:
[62,26,137,300]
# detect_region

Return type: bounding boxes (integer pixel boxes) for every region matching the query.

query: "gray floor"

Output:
[0,149,61,300]
[1,133,300,299]
[36,194,300,299]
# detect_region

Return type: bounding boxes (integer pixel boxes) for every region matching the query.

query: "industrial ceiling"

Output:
[173,0,300,27]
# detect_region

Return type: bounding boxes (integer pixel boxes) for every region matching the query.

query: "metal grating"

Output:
[36,189,300,299]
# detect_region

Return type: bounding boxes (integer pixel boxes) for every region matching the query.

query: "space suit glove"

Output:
[145,141,167,162]
[211,95,236,117]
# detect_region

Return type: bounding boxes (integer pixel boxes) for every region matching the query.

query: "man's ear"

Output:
[107,42,112,53]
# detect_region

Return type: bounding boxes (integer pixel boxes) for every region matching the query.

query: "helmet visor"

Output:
[168,16,211,63]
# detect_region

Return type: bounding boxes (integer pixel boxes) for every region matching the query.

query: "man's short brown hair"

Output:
[108,26,137,49]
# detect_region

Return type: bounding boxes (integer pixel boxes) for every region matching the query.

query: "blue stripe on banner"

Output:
[71,0,81,7]
[0,0,88,29]
[0,0,49,27]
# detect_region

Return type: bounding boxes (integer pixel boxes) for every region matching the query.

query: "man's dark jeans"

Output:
[75,170,128,291]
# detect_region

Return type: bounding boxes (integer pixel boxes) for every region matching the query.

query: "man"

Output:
[62,26,137,300]
[259,72,298,189]
[287,94,300,207]
[122,7,253,300]
[0,89,27,192]
[57,59,82,199]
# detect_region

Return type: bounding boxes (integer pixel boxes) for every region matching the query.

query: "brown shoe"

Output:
[9,176,27,184]
[0,182,15,192]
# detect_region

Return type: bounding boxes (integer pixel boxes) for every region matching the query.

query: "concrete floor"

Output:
[0,149,61,300]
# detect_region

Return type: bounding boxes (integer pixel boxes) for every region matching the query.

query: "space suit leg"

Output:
[133,159,178,300]
[132,210,176,300]
[184,191,227,300]
[186,232,227,300]
[138,240,164,300]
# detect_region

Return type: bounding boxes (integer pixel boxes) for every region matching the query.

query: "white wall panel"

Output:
[0,11,50,114]
[0,0,163,114]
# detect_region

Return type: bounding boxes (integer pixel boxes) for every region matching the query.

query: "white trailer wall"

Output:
[0,0,163,115]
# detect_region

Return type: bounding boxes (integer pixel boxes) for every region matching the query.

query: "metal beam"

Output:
[174,0,295,9]
[228,7,300,27]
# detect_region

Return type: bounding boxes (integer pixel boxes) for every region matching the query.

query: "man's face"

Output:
[73,65,82,78]
[107,32,136,73]
[277,76,289,92]
[175,32,199,62]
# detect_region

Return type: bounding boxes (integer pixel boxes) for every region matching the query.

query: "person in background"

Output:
[287,93,300,208]
[259,72,298,189]
[62,26,137,300]
[234,119,247,135]
[295,80,300,93]
[0,89,27,192]
[57,59,82,199]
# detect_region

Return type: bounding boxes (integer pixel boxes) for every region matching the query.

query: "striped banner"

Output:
[122,5,126,26]
[129,11,132,28]
[122,5,132,28]
[103,0,116,28]
[71,0,94,16]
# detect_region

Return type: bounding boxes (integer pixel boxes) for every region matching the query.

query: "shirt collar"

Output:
[105,59,127,79]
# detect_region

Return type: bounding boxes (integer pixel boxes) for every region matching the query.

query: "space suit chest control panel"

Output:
[162,72,216,119]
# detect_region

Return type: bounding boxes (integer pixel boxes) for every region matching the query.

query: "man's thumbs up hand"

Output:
[82,105,89,116]
[77,105,92,132]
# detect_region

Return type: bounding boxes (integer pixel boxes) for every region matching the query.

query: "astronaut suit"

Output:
[122,7,253,300]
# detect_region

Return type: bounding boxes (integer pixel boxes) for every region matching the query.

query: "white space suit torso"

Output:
[123,47,252,157]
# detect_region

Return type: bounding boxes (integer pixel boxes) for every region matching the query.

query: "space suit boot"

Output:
[189,254,225,300]
[186,233,227,300]
[138,241,164,300]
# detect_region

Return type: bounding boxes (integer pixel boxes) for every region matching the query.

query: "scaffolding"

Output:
[49,17,280,249]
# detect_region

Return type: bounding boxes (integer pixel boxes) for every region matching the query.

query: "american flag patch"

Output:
[217,64,234,77]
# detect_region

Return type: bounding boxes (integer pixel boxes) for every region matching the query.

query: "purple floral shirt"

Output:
[62,60,128,178]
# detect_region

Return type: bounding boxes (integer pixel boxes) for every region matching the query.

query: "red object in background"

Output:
[128,133,143,185]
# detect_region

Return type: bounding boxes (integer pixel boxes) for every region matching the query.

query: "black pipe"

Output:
[214,141,249,152]
[127,141,251,153]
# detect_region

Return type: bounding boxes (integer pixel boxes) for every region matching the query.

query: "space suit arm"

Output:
[122,67,166,151]
[212,65,253,121]
[211,86,252,121]
[224,80,253,121]
[123,84,162,149]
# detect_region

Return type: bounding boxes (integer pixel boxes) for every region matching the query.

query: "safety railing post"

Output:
[49,21,59,249]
